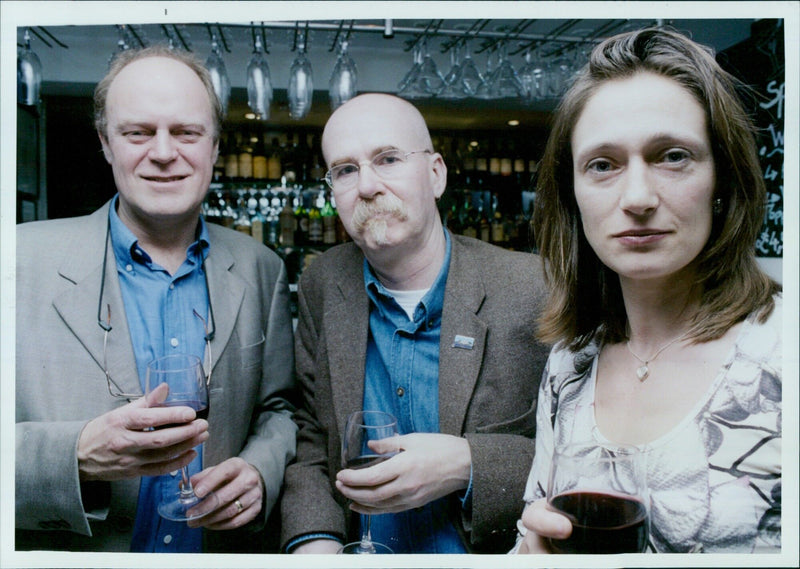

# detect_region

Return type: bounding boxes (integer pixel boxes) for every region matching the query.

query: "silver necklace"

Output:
[626,332,689,381]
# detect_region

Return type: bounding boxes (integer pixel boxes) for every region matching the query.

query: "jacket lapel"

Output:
[52,203,141,400]
[327,251,370,438]
[201,234,246,466]
[438,238,488,436]
[202,237,245,378]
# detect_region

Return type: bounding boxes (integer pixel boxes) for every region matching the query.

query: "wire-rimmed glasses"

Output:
[98,305,215,400]
[96,219,216,400]
[323,149,431,191]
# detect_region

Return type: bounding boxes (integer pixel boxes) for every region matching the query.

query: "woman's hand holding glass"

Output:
[516,498,573,554]
[517,442,649,554]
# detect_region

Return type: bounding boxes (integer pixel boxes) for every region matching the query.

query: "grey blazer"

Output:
[280,234,550,552]
[15,202,297,552]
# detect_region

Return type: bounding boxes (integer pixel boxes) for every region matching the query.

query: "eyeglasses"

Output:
[98,220,215,400]
[323,148,431,190]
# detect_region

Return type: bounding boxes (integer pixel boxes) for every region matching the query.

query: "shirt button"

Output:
[396,387,405,397]
[125,264,133,272]
[170,338,179,347]
[163,534,173,545]
[169,283,175,290]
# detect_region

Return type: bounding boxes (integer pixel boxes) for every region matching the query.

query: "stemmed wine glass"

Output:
[329,39,358,110]
[17,28,42,106]
[518,47,547,103]
[547,441,650,553]
[339,410,400,554]
[205,35,231,116]
[246,32,272,120]
[457,40,486,97]
[288,35,313,120]
[398,39,443,99]
[146,354,218,522]
[437,41,467,100]
[486,41,523,99]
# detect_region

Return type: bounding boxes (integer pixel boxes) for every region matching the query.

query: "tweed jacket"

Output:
[280,234,550,553]
[15,201,297,553]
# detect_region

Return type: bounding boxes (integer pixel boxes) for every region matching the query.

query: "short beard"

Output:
[352,194,408,246]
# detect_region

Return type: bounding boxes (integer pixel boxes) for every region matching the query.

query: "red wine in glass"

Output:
[339,410,399,554]
[155,400,209,430]
[146,353,218,521]
[345,453,397,470]
[547,442,649,554]
[548,490,649,554]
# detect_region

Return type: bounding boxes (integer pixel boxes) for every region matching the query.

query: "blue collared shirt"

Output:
[108,196,209,553]
[361,230,469,554]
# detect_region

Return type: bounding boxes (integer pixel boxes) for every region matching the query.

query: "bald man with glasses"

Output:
[280,93,550,554]
[15,46,297,553]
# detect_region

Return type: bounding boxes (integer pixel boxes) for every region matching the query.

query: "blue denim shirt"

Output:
[108,196,209,552]
[361,230,468,553]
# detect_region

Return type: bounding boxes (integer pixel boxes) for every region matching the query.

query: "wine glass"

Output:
[437,42,467,100]
[547,43,575,98]
[205,36,231,116]
[398,39,443,99]
[339,410,400,554]
[546,441,650,554]
[246,32,272,120]
[474,46,499,100]
[17,28,42,106]
[486,41,523,99]
[288,36,313,120]
[456,40,486,97]
[329,39,358,110]
[518,48,548,103]
[146,354,218,522]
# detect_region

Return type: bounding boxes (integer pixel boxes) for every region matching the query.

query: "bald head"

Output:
[321,94,433,165]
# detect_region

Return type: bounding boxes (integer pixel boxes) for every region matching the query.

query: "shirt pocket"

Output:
[240,331,266,370]
[474,397,537,438]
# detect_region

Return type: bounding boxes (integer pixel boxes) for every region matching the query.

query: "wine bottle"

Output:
[293,191,308,246]
[321,189,337,245]
[267,137,282,180]
[238,131,253,180]
[279,192,296,247]
[225,133,240,180]
[234,192,252,236]
[252,133,268,180]
[307,191,324,245]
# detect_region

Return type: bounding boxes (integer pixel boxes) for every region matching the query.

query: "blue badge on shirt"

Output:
[452,335,475,350]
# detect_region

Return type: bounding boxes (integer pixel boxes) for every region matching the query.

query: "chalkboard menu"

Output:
[719,19,785,258]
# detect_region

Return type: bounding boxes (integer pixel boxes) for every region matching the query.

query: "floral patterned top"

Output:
[519,296,782,553]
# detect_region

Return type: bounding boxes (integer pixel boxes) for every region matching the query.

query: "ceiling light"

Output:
[507,119,520,126]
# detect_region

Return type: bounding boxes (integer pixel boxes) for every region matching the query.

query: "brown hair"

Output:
[93,45,223,141]
[534,27,780,349]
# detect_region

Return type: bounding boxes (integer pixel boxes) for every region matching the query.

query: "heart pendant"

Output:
[636,365,649,381]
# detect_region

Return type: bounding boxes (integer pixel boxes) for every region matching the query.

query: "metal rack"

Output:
[20,19,660,56]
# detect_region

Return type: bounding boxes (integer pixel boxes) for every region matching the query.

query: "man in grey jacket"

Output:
[16,46,296,553]
[281,93,549,554]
